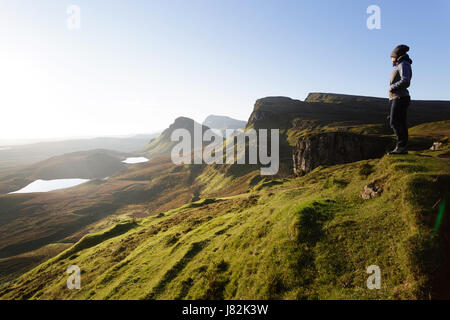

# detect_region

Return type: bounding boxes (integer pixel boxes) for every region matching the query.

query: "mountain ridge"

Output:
[202,115,246,130]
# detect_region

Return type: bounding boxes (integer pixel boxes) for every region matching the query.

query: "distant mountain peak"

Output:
[202,115,246,132]
[142,117,214,157]
[174,116,194,123]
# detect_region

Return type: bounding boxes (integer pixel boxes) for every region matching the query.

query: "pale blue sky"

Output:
[1,0,449,139]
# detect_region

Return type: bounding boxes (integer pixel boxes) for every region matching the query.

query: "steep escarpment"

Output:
[292,132,392,175]
[248,93,450,133]
[247,97,307,129]
[304,92,450,127]
[247,93,450,177]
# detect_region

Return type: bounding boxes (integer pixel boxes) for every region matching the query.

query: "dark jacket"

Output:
[389,55,412,100]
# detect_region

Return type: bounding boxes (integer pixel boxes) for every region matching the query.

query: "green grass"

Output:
[0,243,72,286]
[409,120,450,138]
[1,143,448,300]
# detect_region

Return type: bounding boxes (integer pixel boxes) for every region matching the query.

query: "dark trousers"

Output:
[390,96,410,148]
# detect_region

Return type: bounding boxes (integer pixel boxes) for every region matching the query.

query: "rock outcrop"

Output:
[246,97,305,129]
[247,93,450,132]
[360,180,384,199]
[430,142,443,151]
[304,93,450,127]
[292,132,390,175]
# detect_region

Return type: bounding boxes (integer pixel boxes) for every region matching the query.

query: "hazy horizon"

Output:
[0,131,161,146]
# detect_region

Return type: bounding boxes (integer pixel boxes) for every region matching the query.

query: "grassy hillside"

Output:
[0,243,72,285]
[1,141,448,299]
[0,93,448,299]
[409,120,450,139]
[0,155,201,281]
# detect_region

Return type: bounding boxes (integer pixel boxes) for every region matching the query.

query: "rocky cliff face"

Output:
[292,132,391,175]
[246,97,305,129]
[247,93,450,132]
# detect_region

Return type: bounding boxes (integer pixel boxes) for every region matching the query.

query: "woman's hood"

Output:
[398,54,413,65]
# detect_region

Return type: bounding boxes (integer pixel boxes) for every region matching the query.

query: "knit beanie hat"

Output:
[391,45,410,59]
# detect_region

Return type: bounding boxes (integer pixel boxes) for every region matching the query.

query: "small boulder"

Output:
[360,181,383,199]
[430,142,443,151]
